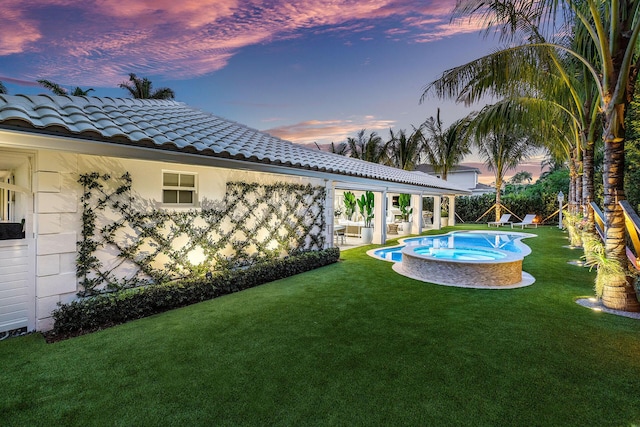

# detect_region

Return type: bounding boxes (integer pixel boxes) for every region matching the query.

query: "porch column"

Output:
[326,180,335,248]
[448,195,456,227]
[373,190,386,244]
[411,193,423,235]
[433,196,442,230]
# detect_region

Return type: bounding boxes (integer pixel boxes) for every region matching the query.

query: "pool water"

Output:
[415,247,507,261]
[372,231,530,262]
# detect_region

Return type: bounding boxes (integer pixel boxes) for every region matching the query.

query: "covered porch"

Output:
[329,180,464,247]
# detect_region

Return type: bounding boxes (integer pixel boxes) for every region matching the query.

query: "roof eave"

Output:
[0,126,467,194]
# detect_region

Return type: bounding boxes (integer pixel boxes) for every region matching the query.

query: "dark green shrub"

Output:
[51,248,340,338]
[455,192,562,223]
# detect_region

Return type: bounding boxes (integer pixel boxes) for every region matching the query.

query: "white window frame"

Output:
[162,170,198,206]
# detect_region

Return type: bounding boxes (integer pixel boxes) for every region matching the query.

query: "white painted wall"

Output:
[441,170,477,191]
[30,150,325,331]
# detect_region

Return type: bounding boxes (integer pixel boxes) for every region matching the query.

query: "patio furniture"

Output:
[422,212,432,226]
[387,223,399,235]
[512,214,538,228]
[338,219,364,237]
[334,225,346,245]
[488,214,512,227]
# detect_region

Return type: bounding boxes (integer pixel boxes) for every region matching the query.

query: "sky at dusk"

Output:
[0,0,546,184]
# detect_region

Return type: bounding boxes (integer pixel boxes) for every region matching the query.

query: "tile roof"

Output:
[0,94,468,193]
[415,164,481,174]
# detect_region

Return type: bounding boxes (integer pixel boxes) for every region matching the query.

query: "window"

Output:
[162,171,196,205]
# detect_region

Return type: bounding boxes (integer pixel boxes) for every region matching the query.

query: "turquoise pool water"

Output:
[371,231,531,262]
[414,247,507,261]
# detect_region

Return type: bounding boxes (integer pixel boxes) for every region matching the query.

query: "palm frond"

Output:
[37,79,67,95]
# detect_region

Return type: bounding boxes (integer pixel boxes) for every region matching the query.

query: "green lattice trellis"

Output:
[77,172,326,296]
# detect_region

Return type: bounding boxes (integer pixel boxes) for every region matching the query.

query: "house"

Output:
[414,164,495,196]
[0,94,469,334]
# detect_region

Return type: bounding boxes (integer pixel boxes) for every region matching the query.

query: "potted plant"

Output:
[441,207,449,227]
[398,193,413,235]
[357,190,375,244]
[343,191,357,221]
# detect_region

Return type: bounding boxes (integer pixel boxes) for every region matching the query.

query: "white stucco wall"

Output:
[31,150,325,331]
[441,171,477,191]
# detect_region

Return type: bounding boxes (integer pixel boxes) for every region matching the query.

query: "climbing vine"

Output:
[77,172,326,296]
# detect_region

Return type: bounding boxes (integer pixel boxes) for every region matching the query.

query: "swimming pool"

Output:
[370,230,533,262]
[368,230,536,288]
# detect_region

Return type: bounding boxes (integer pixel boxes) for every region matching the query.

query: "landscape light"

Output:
[557,191,564,229]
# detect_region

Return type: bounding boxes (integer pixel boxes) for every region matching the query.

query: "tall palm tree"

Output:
[387,128,424,170]
[0,81,7,94]
[119,73,175,100]
[421,108,471,180]
[38,79,95,96]
[346,129,390,164]
[425,0,640,311]
[469,109,540,220]
[423,4,599,213]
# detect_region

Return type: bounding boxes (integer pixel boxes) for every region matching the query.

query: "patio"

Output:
[2,225,640,426]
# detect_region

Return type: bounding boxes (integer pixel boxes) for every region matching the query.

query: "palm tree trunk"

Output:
[582,140,595,221]
[575,172,582,213]
[600,111,640,311]
[494,176,502,222]
[569,154,577,212]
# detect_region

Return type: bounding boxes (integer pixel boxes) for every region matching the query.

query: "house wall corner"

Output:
[34,150,80,331]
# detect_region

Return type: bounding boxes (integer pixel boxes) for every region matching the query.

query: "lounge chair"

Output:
[511,214,538,228]
[488,214,512,227]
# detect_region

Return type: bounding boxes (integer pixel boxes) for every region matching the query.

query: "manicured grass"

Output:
[2,226,640,426]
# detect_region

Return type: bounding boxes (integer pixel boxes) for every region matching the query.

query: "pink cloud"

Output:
[265,116,396,145]
[1,0,485,85]
[462,155,548,185]
[0,1,42,55]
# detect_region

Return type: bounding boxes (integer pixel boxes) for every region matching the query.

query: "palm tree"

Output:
[37,79,94,96]
[0,81,7,94]
[423,4,600,214]
[421,108,471,180]
[424,0,640,311]
[37,79,67,95]
[510,171,533,184]
[346,129,390,164]
[468,109,540,221]
[387,128,425,170]
[328,141,349,156]
[38,79,95,96]
[119,73,175,100]
[70,87,95,96]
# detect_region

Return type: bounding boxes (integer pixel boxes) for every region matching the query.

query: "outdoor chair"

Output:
[334,225,346,245]
[512,214,538,228]
[488,214,512,227]
[387,223,399,235]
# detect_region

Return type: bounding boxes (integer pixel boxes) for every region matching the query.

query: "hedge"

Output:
[50,248,340,339]
[455,193,559,223]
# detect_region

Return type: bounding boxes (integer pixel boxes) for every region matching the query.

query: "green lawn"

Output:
[2,225,640,426]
